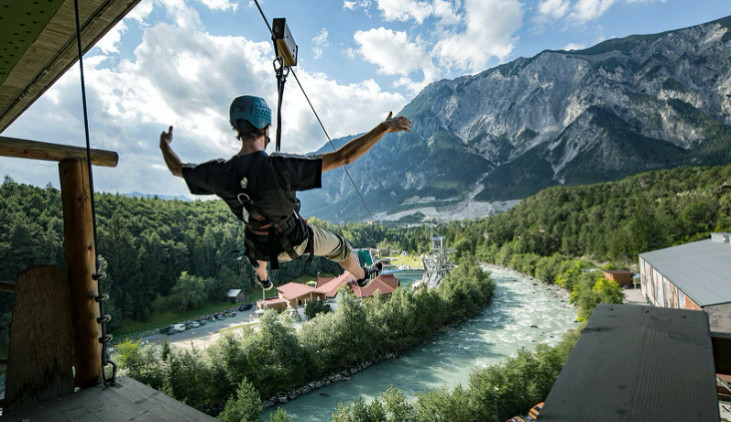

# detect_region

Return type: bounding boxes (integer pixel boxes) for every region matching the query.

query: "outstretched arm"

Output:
[321,112,412,173]
[159,126,183,177]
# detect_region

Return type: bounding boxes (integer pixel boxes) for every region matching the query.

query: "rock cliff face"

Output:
[300,16,731,223]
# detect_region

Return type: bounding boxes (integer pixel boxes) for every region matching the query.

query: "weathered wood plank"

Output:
[540,304,719,421]
[4,265,74,411]
[712,331,731,375]
[60,159,102,389]
[0,280,16,293]
[0,0,142,132]
[1,376,219,421]
[0,136,118,167]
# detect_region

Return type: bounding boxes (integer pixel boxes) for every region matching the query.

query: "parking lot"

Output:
[115,306,260,353]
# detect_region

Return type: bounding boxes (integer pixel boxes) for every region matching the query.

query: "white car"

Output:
[172,323,186,332]
[189,321,200,328]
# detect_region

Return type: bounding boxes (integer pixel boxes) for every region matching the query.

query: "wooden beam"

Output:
[0,137,118,167]
[0,358,7,366]
[0,281,16,293]
[712,331,731,375]
[59,159,101,389]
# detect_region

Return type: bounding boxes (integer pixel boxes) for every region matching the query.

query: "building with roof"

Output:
[602,270,633,287]
[257,272,401,315]
[226,289,249,303]
[639,233,731,333]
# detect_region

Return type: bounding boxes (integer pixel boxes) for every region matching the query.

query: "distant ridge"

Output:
[300,14,731,223]
[123,191,192,201]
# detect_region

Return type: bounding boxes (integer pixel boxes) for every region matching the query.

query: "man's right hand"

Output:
[160,125,174,149]
[382,112,412,133]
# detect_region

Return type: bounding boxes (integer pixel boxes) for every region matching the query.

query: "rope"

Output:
[252,0,376,224]
[73,0,116,387]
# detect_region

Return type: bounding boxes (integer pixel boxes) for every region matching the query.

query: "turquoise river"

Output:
[263,265,578,421]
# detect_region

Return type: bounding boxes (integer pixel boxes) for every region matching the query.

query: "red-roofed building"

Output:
[316,272,400,300]
[257,273,401,314]
[257,296,288,312]
[277,282,327,308]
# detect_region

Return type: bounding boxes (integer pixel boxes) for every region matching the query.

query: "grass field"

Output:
[388,255,424,269]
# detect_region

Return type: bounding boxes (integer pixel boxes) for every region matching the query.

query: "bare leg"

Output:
[338,253,365,280]
[255,260,269,281]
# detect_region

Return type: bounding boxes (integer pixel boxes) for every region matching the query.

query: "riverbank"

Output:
[481,262,571,301]
[264,266,578,421]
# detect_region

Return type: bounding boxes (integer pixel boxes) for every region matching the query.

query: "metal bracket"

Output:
[272,18,297,67]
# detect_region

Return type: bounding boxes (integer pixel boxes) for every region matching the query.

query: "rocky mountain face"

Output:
[300,16,731,223]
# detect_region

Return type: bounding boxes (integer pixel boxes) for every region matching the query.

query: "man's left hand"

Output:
[383,112,412,133]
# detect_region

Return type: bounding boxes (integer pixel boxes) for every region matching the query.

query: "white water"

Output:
[263,266,578,421]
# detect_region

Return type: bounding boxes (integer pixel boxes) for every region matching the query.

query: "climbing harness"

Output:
[73,0,116,387]
[252,0,377,224]
[236,190,314,270]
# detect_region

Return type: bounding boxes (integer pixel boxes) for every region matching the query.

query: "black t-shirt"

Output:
[181,151,322,248]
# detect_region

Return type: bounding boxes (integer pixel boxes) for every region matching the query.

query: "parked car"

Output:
[216,314,226,321]
[197,319,207,326]
[172,323,186,332]
[225,311,237,317]
[238,303,253,311]
[186,321,200,329]
[160,325,176,335]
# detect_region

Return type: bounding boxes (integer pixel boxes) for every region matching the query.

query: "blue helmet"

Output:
[229,95,272,129]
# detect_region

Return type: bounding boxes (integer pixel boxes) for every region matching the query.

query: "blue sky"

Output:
[2,0,730,198]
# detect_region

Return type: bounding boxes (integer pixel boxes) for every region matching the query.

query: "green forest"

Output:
[3,162,731,420]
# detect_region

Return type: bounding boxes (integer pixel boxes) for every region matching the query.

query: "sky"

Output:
[2,0,730,199]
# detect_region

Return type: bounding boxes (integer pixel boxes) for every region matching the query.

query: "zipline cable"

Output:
[252,0,376,224]
[73,0,117,386]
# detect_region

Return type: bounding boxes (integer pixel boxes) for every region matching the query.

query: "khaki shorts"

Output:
[276,223,353,262]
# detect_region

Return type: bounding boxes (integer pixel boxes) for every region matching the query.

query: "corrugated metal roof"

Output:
[639,236,731,307]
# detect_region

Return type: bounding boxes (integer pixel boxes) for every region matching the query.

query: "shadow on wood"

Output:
[5,265,73,411]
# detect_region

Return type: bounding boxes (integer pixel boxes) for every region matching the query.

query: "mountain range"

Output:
[299,15,731,223]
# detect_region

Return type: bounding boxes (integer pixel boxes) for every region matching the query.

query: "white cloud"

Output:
[435,0,523,72]
[95,21,128,54]
[2,0,406,197]
[353,27,438,93]
[375,0,458,25]
[568,0,619,22]
[563,42,586,50]
[344,0,372,11]
[197,0,239,11]
[312,28,329,60]
[537,0,570,20]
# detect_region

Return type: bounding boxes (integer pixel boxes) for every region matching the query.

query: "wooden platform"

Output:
[1,377,218,421]
[540,304,719,421]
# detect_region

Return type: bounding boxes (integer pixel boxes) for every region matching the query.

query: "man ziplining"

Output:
[159,95,412,290]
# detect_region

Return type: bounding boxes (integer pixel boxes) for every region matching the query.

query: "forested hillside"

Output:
[0,176,392,333]
[4,163,730,333]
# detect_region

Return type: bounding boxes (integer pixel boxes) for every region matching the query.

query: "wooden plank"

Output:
[4,265,74,412]
[540,304,719,421]
[59,159,102,389]
[0,136,118,167]
[0,0,143,132]
[712,331,731,375]
[0,281,16,293]
[1,376,219,421]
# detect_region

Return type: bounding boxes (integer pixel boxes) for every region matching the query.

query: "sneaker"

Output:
[357,261,383,287]
[253,270,273,291]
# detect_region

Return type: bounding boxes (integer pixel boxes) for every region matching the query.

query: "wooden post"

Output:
[59,159,101,389]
